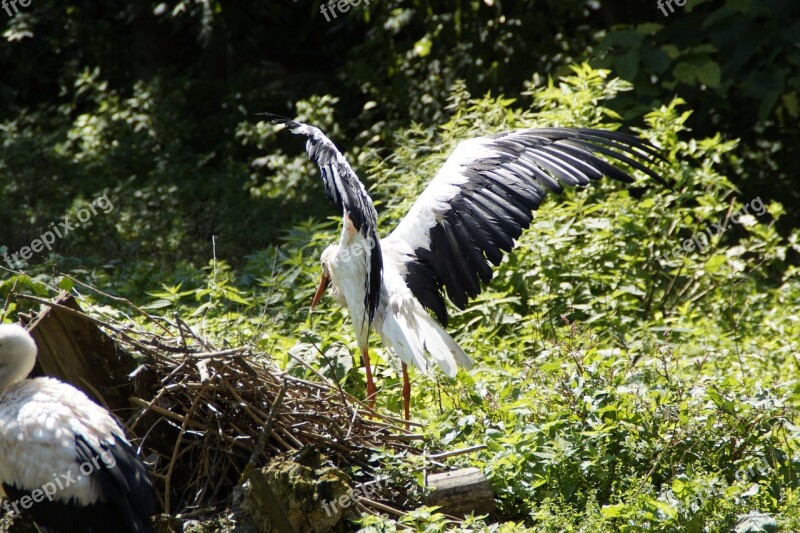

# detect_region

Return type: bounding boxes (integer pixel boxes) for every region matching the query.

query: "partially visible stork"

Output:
[265,115,666,419]
[0,323,158,533]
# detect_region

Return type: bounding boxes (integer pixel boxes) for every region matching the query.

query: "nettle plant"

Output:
[6,65,795,531]
[318,65,798,529]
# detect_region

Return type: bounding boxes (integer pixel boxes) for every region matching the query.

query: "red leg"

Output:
[362,347,377,410]
[401,362,411,421]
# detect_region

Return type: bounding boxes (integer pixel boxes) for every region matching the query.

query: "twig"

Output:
[358,497,406,517]
[246,379,289,471]
[165,395,201,515]
[63,274,175,333]
[184,347,249,359]
[427,445,487,460]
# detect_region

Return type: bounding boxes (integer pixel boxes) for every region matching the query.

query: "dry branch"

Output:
[18,290,431,522]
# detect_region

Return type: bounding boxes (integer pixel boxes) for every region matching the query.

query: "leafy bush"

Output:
[595,0,800,224]
[305,65,799,529]
[3,65,799,530]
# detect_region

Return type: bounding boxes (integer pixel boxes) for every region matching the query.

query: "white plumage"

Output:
[0,323,157,532]
[267,115,666,419]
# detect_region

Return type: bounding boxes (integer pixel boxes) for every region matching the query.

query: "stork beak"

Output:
[311,273,330,311]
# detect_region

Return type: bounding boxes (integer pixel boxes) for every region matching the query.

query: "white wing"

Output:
[0,378,157,529]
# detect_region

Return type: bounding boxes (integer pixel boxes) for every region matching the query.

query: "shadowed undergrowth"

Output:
[2,66,799,531]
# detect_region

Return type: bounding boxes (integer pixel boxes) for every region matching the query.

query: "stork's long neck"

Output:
[0,354,35,393]
[272,115,384,324]
[329,218,376,348]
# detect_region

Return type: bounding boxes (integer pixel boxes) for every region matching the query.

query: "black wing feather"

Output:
[264,114,383,324]
[74,434,157,533]
[385,127,668,325]
[3,435,157,533]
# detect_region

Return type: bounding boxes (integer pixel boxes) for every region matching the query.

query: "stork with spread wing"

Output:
[265,114,666,419]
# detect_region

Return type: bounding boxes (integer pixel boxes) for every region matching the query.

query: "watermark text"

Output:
[320,0,370,22]
[321,477,386,517]
[2,449,116,516]
[2,0,32,18]
[656,196,766,265]
[2,194,113,269]
[657,0,688,17]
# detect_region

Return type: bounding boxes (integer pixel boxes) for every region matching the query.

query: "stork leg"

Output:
[361,347,377,410]
[401,362,411,421]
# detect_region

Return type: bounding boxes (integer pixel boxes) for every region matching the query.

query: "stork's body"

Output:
[0,324,157,533]
[268,115,666,419]
[320,224,472,416]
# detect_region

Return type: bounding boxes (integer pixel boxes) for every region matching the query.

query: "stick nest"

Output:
[16,289,422,522]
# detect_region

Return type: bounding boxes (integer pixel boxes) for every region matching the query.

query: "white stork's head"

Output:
[320,244,339,277]
[311,244,346,310]
[0,323,37,392]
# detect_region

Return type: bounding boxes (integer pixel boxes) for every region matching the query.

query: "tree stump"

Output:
[23,292,137,414]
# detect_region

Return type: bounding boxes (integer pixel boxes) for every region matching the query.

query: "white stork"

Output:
[0,323,157,532]
[265,115,666,419]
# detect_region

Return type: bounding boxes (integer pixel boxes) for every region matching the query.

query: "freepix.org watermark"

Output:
[319,0,370,22]
[1,0,31,18]
[321,477,386,517]
[657,0,687,17]
[2,194,113,269]
[2,449,117,516]
[337,235,377,265]
[656,196,766,265]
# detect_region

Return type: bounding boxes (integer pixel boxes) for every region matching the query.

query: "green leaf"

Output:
[704,254,727,273]
[674,62,697,85]
[140,299,172,310]
[413,36,432,58]
[734,511,777,533]
[696,61,721,88]
[602,503,627,518]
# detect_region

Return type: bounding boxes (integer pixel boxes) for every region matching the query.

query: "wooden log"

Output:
[23,292,137,414]
[424,467,495,517]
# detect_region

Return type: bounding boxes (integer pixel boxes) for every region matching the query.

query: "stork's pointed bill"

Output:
[311,272,330,310]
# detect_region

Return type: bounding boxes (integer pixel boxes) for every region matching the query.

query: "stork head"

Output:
[320,244,339,277]
[0,323,37,392]
[311,244,342,310]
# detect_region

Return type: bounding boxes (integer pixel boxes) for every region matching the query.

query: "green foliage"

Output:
[2,1,797,269]
[2,54,799,530]
[329,67,799,530]
[0,0,579,267]
[595,0,800,216]
[2,0,798,528]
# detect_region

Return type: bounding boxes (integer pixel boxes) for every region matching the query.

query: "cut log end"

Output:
[424,467,495,517]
